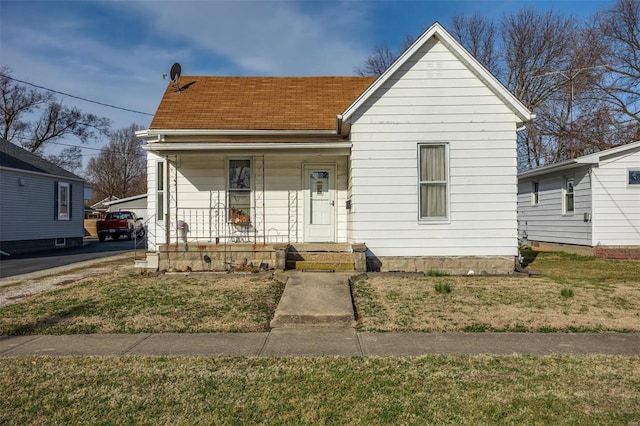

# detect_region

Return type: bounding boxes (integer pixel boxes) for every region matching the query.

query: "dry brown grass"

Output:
[354,251,640,332]
[1,355,639,425]
[0,271,285,335]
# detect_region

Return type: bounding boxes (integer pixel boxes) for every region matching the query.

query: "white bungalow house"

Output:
[518,141,640,259]
[0,138,86,255]
[137,22,532,273]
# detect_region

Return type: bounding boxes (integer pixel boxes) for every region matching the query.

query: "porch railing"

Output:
[170,205,291,245]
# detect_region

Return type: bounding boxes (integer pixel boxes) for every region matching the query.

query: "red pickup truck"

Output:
[97,211,145,242]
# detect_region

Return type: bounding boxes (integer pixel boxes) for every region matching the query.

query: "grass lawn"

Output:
[0,272,284,335]
[1,355,639,425]
[353,250,640,332]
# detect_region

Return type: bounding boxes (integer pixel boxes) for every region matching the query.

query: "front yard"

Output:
[1,250,639,425]
[353,250,640,332]
[0,273,285,335]
[0,249,637,335]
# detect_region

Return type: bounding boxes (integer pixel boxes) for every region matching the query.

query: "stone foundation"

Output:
[158,243,288,272]
[367,255,516,275]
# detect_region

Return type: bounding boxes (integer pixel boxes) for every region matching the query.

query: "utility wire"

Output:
[1,73,155,116]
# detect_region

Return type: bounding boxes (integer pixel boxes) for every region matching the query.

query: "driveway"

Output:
[0,238,144,278]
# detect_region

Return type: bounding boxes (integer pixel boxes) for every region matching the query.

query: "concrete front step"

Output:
[287,261,355,271]
[287,252,355,262]
[270,271,356,328]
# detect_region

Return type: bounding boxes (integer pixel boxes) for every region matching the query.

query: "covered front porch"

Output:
[139,135,364,272]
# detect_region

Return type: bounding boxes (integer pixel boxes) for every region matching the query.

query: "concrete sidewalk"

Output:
[2,331,639,357]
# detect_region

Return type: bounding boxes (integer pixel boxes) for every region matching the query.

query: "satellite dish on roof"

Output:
[170,63,181,92]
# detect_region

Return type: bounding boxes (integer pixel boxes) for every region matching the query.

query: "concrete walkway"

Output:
[2,331,639,357]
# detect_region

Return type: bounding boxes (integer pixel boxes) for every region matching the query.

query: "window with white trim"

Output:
[55,182,71,221]
[156,161,164,220]
[228,159,251,224]
[628,169,640,186]
[419,143,448,220]
[563,177,574,214]
[532,181,540,206]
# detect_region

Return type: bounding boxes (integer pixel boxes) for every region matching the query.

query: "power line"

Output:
[1,73,155,117]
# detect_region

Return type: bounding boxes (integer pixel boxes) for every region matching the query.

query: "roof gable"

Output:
[340,22,532,126]
[0,138,83,181]
[150,76,375,131]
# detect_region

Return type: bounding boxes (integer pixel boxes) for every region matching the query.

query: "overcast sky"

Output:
[0,0,613,168]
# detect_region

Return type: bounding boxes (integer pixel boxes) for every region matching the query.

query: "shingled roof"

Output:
[0,138,82,180]
[150,76,376,131]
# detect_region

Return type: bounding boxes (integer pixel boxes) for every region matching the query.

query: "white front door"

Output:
[304,164,336,242]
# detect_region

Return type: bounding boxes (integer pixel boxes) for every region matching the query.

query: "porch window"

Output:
[563,177,574,214]
[156,161,164,220]
[531,181,539,206]
[228,159,251,224]
[419,143,448,220]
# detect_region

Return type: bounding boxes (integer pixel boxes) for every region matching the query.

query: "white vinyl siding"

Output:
[592,150,640,246]
[349,37,519,257]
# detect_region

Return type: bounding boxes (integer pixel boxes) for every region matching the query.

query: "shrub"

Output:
[561,288,574,298]
[434,282,451,294]
[427,270,448,277]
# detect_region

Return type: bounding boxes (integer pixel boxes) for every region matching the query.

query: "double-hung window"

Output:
[563,177,574,214]
[419,143,448,220]
[531,181,540,206]
[55,181,71,221]
[228,159,251,224]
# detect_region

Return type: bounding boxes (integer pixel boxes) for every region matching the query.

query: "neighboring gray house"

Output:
[105,194,147,220]
[0,138,86,255]
[518,141,640,259]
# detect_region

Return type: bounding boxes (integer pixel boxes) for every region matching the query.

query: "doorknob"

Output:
[331,201,335,206]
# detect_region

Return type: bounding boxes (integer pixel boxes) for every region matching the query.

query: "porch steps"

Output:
[286,243,355,272]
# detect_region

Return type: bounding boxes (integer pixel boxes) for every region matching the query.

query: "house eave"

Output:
[137,128,338,140]
[0,165,85,183]
[142,141,353,156]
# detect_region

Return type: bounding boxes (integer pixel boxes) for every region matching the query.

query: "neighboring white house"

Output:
[137,22,532,273]
[105,194,148,221]
[0,138,86,255]
[517,141,640,259]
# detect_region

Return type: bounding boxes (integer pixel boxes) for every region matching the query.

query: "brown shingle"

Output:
[150,76,375,131]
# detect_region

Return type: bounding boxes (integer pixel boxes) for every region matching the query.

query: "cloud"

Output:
[118,1,374,76]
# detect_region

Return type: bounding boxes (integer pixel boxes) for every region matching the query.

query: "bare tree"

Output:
[355,36,416,77]
[85,124,147,201]
[596,0,640,124]
[0,67,111,154]
[451,14,500,76]
[0,66,52,143]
